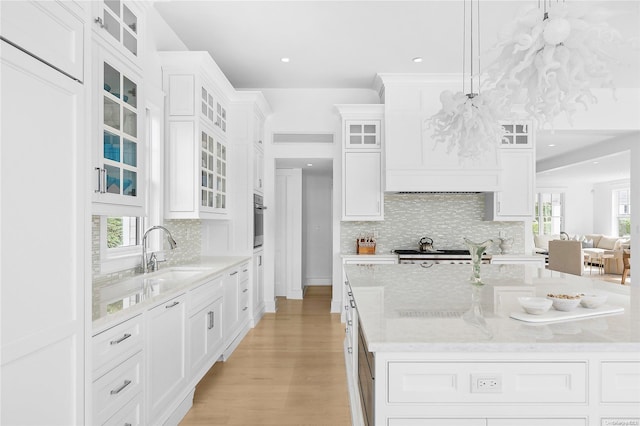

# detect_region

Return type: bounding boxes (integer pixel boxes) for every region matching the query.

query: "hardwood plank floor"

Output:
[180,286,351,426]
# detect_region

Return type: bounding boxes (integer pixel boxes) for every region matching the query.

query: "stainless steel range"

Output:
[393,249,492,265]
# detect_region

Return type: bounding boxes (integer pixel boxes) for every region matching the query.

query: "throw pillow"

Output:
[582,239,594,248]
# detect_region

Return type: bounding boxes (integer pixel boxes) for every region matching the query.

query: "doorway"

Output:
[275,159,333,300]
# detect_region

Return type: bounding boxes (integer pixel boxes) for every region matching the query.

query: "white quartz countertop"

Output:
[345,263,640,353]
[92,256,251,332]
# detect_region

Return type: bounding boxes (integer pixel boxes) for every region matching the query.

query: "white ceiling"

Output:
[155,0,640,183]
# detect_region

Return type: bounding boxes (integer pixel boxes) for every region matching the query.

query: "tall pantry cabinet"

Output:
[1,1,88,424]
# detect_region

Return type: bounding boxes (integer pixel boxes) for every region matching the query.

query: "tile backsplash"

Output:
[341,193,525,255]
[92,216,201,284]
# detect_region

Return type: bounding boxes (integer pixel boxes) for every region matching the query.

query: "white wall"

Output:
[302,170,333,286]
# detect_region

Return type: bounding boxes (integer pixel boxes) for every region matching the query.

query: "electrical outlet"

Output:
[471,374,502,393]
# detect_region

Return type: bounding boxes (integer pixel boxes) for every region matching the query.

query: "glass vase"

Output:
[464,238,493,286]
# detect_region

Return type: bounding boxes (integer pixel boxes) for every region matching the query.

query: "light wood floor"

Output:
[180,286,352,425]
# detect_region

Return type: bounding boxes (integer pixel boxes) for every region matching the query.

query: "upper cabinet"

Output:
[160,52,235,219]
[91,1,146,216]
[91,0,143,68]
[485,121,535,221]
[336,104,385,221]
[376,74,500,192]
[0,1,85,82]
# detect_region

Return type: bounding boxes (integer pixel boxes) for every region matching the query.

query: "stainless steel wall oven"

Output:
[254,194,265,248]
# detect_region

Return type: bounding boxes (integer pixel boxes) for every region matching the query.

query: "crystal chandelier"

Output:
[426,0,506,160]
[488,1,622,127]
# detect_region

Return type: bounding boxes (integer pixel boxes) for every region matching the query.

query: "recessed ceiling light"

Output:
[593,161,599,164]
[548,144,556,147]
[280,57,290,63]
[306,163,313,167]
[412,57,423,63]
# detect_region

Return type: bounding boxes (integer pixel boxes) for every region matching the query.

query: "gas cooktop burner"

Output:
[394,249,471,255]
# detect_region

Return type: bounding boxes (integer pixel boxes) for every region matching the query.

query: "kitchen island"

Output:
[344,263,640,426]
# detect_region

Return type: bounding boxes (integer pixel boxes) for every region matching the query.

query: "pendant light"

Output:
[488,0,622,127]
[426,0,506,161]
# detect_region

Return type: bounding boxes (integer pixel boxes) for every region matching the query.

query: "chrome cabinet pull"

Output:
[230,271,238,276]
[350,299,356,309]
[110,333,132,345]
[242,288,248,293]
[125,424,132,426]
[242,268,248,273]
[165,301,179,309]
[242,306,248,311]
[348,320,353,326]
[95,167,106,193]
[208,311,214,329]
[94,17,105,28]
[110,379,132,395]
[347,347,353,354]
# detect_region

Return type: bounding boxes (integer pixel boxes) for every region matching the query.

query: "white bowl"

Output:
[580,293,608,309]
[518,297,552,315]
[547,294,582,311]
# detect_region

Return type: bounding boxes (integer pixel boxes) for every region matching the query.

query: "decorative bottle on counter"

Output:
[463,238,493,286]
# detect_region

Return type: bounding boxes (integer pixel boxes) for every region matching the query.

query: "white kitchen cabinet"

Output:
[377,74,501,192]
[187,278,224,382]
[91,0,143,69]
[346,120,381,148]
[223,269,239,347]
[160,52,234,219]
[1,40,86,425]
[344,152,383,219]
[252,250,265,323]
[254,145,264,193]
[222,264,252,358]
[146,293,187,424]
[92,45,146,216]
[0,0,85,81]
[93,352,143,425]
[485,122,535,221]
[337,105,385,221]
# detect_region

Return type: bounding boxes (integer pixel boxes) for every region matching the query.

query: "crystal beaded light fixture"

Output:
[426,0,506,160]
[488,1,622,127]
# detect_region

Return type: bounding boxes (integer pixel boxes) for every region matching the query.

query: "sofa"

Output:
[534,233,630,274]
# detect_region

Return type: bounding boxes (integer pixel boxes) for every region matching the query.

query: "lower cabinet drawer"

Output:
[240,288,250,313]
[93,352,143,425]
[387,362,586,404]
[102,392,142,426]
[93,315,143,375]
[601,361,640,403]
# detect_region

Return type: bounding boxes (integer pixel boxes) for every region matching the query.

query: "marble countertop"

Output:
[92,256,251,332]
[345,263,640,353]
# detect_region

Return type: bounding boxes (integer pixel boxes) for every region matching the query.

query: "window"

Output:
[616,188,631,237]
[107,216,141,249]
[533,192,564,235]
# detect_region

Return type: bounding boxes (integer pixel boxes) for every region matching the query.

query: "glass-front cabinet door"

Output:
[93,50,144,215]
[200,129,227,213]
[93,0,140,61]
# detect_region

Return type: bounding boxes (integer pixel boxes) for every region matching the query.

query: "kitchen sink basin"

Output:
[148,268,209,281]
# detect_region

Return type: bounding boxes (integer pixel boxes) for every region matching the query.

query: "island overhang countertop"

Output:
[345,263,640,353]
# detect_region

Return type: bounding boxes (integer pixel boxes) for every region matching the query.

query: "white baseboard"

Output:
[331,299,343,314]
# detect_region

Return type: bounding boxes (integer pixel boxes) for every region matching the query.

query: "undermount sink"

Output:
[147,267,210,282]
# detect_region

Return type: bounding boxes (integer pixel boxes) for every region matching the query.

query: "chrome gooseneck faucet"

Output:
[141,225,177,273]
